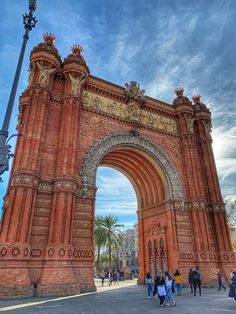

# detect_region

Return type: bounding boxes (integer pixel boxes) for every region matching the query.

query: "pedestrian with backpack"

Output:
[193,266,201,296]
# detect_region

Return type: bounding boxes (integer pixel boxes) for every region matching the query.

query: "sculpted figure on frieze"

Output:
[126,102,140,121]
[69,73,86,95]
[27,63,35,88]
[36,62,55,85]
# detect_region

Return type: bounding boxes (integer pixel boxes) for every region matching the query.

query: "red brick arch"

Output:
[81,131,183,206]
[0,35,235,298]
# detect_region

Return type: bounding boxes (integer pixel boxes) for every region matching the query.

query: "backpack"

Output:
[195,271,200,280]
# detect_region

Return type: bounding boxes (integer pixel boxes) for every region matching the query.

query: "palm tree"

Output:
[101,215,124,269]
[114,232,124,270]
[94,216,107,272]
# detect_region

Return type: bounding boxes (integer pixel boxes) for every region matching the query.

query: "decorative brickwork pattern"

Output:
[0,36,235,298]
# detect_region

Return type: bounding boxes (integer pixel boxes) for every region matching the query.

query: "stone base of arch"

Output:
[0,267,32,299]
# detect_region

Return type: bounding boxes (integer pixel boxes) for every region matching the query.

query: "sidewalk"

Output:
[0,281,235,313]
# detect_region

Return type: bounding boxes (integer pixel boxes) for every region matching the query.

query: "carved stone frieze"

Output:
[77,185,97,199]
[82,92,177,134]
[38,182,53,193]
[54,179,77,192]
[12,174,39,188]
[81,132,183,199]
[170,199,185,210]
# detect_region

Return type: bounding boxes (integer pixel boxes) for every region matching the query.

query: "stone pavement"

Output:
[0,280,235,314]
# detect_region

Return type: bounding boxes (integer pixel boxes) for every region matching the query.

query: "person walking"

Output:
[153,272,166,307]
[108,269,113,286]
[174,269,183,296]
[217,270,226,291]
[188,268,194,293]
[228,271,236,301]
[165,271,176,306]
[100,270,105,287]
[146,272,153,299]
[113,270,118,285]
[193,266,201,296]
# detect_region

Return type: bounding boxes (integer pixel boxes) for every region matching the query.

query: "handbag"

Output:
[157,285,167,296]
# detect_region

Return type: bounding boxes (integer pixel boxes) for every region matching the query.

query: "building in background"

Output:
[119,223,139,276]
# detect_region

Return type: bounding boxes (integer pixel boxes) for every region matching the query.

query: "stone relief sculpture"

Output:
[36,62,55,85]
[184,114,195,132]
[69,73,86,95]
[202,120,212,138]
[27,63,35,88]
[127,102,140,120]
[82,92,177,134]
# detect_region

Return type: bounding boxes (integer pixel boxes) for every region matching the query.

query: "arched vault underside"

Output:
[81,132,184,207]
[100,148,167,209]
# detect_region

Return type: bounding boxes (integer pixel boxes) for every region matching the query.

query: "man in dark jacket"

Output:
[193,266,201,296]
[188,268,194,293]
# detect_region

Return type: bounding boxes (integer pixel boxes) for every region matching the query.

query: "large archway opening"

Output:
[96,166,138,277]
[85,135,182,282]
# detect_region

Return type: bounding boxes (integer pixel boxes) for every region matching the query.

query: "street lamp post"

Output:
[0,0,38,180]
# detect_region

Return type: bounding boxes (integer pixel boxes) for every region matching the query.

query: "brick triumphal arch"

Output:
[0,34,235,298]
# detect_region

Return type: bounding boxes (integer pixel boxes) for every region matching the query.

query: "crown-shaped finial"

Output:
[174,87,184,97]
[192,94,201,103]
[71,44,83,55]
[43,32,56,45]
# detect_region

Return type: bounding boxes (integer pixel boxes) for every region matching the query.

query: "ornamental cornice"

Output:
[195,110,211,120]
[174,104,194,115]
[30,49,61,70]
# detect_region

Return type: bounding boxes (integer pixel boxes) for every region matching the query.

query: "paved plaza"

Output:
[0,280,235,314]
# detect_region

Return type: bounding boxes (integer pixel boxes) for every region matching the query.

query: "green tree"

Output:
[94,216,107,272]
[102,215,124,269]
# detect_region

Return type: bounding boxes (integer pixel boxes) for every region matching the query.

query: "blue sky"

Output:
[0,0,236,227]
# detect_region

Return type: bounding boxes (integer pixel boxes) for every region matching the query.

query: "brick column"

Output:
[174,94,209,253]
[137,209,145,284]
[38,96,82,295]
[0,85,53,297]
[195,117,232,252]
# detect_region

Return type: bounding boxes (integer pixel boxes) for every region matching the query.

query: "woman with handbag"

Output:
[153,272,167,307]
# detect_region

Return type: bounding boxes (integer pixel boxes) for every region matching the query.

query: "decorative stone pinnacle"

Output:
[43,32,56,46]
[174,87,184,97]
[71,44,83,55]
[192,94,201,103]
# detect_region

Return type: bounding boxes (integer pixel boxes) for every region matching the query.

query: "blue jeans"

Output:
[218,281,226,290]
[176,283,182,294]
[147,283,153,296]
[166,285,175,302]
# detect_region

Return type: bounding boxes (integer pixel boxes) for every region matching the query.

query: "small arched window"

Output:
[160,238,164,248]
